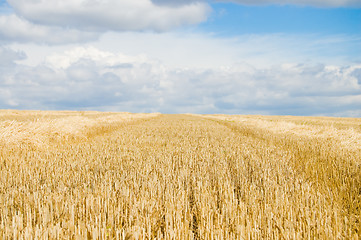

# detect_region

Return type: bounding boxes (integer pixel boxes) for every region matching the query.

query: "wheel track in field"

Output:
[86,113,299,238]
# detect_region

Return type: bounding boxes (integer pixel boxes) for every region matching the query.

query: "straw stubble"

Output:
[0,111,360,239]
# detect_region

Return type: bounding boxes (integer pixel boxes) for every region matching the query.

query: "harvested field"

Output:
[0,111,360,239]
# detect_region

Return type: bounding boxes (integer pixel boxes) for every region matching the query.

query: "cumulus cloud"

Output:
[1,0,358,46]
[0,47,163,110]
[1,46,360,116]
[152,0,201,6]
[0,14,99,44]
[45,46,148,69]
[0,47,26,66]
[7,0,210,32]
[351,68,361,85]
[0,0,209,45]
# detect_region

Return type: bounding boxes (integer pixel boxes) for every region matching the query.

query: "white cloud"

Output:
[1,0,358,46]
[7,0,210,32]
[0,14,99,44]
[88,32,360,69]
[1,45,360,116]
[152,0,201,6]
[1,0,359,116]
[45,46,149,69]
[0,46,26,66]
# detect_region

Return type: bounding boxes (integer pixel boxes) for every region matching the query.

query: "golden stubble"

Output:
[0,111,360,239]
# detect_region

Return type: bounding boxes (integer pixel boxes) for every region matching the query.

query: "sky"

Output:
[0,0,360,116]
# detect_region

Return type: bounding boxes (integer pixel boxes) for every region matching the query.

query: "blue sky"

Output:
[0,0,360,116]
[202,3,361,35]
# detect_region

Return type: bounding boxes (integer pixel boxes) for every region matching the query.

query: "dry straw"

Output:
[0,111,360,239]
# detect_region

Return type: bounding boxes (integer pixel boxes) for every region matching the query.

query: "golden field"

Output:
[0,110,360,239]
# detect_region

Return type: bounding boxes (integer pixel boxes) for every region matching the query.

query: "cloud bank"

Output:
[1,0,358,46]
[0,14,99,44]
[0,0,360,116]
[7,0,210,32]
[1,46,360,116]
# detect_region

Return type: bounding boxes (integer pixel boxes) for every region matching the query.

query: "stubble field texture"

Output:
[0,110,360,239]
